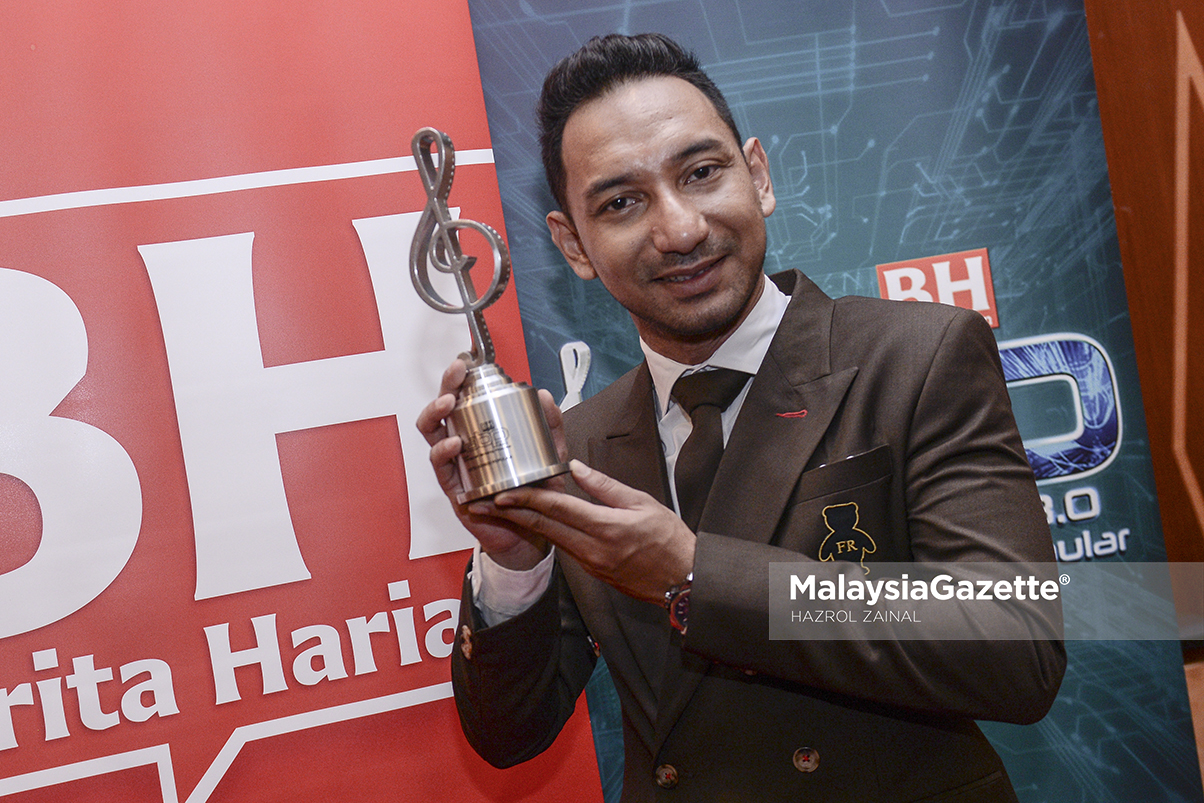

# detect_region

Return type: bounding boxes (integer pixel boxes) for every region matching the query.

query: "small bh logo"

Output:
[876,247,999,328]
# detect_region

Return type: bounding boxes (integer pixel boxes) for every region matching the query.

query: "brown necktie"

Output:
[670,368,751,531]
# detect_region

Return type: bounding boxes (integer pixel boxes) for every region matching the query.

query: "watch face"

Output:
[670,587,690,633]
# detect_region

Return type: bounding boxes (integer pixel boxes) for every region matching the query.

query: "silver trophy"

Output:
[410,127,570,503]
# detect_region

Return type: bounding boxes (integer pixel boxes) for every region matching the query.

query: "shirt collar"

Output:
[641,274,790,417]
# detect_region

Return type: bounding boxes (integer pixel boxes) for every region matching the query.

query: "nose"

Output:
[649,191,709,254]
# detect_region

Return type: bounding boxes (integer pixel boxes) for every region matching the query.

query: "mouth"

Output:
[654,256,722,285]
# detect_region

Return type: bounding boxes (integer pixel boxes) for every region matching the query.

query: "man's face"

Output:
[546,76,776,363]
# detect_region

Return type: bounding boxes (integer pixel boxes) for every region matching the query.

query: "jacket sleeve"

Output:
[684,308,1066,725]
[450,558,597,767]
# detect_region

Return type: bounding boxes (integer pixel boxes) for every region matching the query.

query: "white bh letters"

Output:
[141,212,472,600]
[881,256,991,313]
[932,256,990,311]
[0,269,142,639]
[881,267,933,302]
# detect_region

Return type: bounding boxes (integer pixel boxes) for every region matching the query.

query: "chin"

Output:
[665,302,748,341]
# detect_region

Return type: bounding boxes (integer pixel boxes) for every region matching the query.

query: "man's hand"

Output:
[471,460,696,605]
[415,359,567,572]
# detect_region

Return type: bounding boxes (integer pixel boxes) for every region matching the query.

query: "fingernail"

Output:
[570,459,591,478]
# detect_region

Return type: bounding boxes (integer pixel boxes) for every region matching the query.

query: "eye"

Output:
[601,195,636,214]
[686,164,719,184]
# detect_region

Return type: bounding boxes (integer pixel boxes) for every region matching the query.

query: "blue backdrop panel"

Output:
[466,1,1202,800]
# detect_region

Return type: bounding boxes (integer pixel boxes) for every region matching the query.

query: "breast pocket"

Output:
[772,444,894,570]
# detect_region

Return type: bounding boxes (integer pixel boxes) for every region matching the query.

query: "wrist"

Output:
[665,572,693,635]
[485,537,550,572]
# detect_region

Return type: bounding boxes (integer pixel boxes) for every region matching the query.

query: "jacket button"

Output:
[793,747,819,772]
[654,764,679,789]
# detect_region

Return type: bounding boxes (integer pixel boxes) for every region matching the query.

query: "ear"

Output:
[546,210,597,281]
[743,137,777,218]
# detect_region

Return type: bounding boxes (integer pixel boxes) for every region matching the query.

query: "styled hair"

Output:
[537,33,742,211]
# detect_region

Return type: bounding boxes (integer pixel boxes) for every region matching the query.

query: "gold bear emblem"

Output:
[818,502,877,575]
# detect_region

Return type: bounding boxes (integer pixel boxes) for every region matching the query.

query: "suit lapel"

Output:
[701,270,856,541]
[653,271,855,749]
[586,364,672,506]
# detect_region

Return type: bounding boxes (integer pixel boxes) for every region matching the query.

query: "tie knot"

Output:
[671,368,751,416]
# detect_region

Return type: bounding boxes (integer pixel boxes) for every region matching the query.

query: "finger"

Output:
[428,434,464,492]
[440,359,467,397]
[416,393,457,446]
[464,498,530,528]
[493,483,620,539]
[417,359,467,444]
[567,460,650,510]
[462,499,512,527]
[538,388,563,428]
[485,493,592,552]
[537,388,568,461]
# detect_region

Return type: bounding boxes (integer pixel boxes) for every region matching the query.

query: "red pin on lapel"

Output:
[776,409,808,419]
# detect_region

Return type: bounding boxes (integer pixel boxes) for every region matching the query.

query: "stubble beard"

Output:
[633,239,765,347]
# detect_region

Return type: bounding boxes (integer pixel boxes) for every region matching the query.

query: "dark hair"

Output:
[537,33,742,211]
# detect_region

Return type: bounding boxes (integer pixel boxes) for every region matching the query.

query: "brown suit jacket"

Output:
[452,270,1065,802]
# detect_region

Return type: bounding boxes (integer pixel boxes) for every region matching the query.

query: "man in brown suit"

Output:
[418,33,1064,802]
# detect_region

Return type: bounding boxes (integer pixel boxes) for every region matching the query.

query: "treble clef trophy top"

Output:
[409,127,510,368]
[408,127,569,502]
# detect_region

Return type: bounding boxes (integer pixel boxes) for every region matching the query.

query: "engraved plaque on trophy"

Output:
[409,127,570,503]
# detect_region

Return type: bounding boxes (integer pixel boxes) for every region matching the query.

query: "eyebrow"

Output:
[581,136,732,205]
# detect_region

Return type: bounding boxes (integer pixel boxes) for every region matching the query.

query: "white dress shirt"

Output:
[472,276,790,625]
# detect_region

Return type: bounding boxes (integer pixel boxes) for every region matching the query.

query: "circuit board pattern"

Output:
[465,1,1200,800]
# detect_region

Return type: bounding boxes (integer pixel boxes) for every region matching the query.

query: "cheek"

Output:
[584,230,644,270]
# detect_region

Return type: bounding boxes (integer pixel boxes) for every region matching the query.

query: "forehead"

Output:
[560,76,738,198]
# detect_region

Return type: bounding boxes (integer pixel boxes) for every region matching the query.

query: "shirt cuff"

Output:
[470,543,555,628]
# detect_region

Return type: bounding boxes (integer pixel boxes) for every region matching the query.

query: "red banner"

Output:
[0,2,601,800]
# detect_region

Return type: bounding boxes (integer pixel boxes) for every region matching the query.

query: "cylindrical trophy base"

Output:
[449,363,571,504]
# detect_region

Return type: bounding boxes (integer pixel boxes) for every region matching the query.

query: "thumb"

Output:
[569,459,645,509]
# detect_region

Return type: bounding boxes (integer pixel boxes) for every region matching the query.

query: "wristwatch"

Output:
[665,572,693,635]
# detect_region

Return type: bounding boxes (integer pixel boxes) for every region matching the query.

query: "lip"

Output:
[653,256,724,294]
